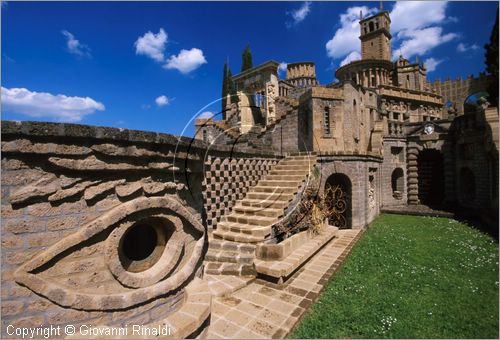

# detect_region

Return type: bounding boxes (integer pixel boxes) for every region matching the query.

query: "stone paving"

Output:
[205,229,364,339]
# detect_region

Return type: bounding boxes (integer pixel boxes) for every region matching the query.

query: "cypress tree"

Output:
[228,67,239,104]
[485,10,499,106]
[241,44,254,72]
[221,61,229,113]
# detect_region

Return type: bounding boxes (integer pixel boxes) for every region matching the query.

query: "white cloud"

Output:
[325,6,377,59]
[198,111,214,119]
[326,2,458,65]
[340,51,361,66]
[2,87,104,122]
[457,42,479,53]
[423,57,444,72]
[134,28,167,62]
[155,95,169,107]
[290,2,311,25]
[278,62,287,74]
[394,27,457,60]
[61,30,91,58]
[390,1,448,32]
[390,2,458,60]
[164,48,207,74]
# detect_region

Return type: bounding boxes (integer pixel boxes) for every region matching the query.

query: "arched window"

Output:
[391,168,404,199]
[369,21,374,32]
[323,106,331,136]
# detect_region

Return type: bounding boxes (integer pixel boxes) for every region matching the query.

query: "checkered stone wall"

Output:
[203,156,279,229]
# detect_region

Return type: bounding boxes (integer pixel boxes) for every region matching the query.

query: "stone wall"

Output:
[450,107,499,215]
[257,107,301,154]
[1,121,216,338]
[202,155,280,229]
[380,137,407,207]
[318,154,382,229]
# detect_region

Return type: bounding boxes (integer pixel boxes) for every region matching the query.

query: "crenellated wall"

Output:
[429,73,493,115]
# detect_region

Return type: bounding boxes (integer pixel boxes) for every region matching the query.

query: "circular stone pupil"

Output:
[122,224,158,261]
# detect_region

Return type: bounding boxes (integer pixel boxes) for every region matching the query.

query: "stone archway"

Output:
[324,173,352,229]
[417,149,445,208]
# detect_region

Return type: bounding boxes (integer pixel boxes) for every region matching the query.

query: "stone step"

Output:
[233,205,283,218]
[213,229,265,243]
[264,174,305,181]
[274,164,312,171]
[268,169,310,176]
[249,186,297,194]
[218,220,271,236]
[278,160,315,166]
[204,261,256,276]
[222,213,276,226]
[245,191,293,201]
[208,237,256,253]
[205,248,254,265]
[258,180,300,188]
[240,198,289,209]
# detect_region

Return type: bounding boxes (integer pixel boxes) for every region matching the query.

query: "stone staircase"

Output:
[204,154,317,276]
[204,236,257,276]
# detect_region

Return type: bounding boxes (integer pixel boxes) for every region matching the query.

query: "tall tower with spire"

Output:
[359,9,392,60]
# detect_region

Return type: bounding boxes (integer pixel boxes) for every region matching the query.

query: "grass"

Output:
[292,214,499,339]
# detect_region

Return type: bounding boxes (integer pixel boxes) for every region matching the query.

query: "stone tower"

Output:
[286,62,319,87]
[359,10,392,61]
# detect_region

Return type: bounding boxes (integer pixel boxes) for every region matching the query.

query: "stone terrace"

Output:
[206,229,363,338]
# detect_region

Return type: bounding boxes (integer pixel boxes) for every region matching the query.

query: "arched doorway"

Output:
[324,174,352,229]
[417,149,444,207]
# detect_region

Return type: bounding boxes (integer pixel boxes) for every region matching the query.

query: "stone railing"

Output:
[386,120,405,137]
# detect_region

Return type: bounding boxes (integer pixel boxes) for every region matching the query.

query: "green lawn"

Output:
[292,214,499,339]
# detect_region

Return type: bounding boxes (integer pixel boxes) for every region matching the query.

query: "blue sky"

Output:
[2,1,497,137]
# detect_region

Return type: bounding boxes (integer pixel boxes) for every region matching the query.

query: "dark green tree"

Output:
[485,10,499,106]
[241,44,253,72]
[221,60,229,113]
[227,67,239,104]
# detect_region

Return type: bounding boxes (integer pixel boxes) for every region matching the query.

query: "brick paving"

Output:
[205,229,364,339]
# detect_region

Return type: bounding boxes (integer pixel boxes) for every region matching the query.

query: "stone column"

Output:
[407,146,420,204]
[356,72,360,85]
[368,69,373,87]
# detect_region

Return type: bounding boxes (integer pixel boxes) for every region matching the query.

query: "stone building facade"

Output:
[1,8,498,339]
[195,9,498,226]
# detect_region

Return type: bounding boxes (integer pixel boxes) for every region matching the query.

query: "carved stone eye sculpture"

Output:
[14,196,205,311]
